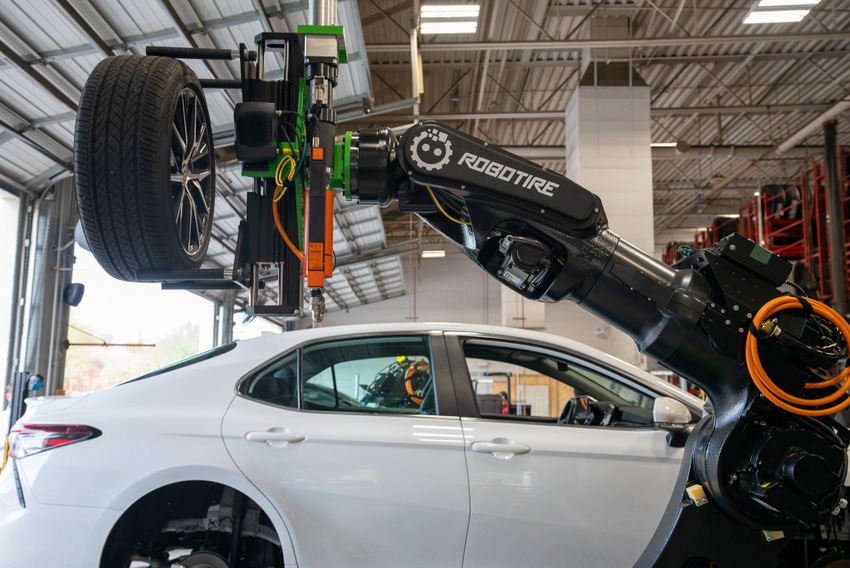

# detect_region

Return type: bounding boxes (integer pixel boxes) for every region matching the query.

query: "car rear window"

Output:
[120,342,237,384]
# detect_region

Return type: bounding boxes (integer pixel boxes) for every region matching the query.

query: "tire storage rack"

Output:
[663,150,850,307]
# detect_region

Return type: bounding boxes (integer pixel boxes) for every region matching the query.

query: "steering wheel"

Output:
[557,397,577,424]
[558,395,598,425]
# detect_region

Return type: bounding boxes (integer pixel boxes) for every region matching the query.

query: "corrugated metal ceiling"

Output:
[0,0,848,317]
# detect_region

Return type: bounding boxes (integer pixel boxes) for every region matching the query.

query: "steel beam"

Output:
[366,31,850,53]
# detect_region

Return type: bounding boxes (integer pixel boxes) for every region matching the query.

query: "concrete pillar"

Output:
[501,286,545,329]
[565,62,654,254]
[561,18,655,367]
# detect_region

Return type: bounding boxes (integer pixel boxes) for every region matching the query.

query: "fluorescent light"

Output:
[422,5,480,18]
[422,250,446,258]
[420,4,480,35]
[757,0,820,6]
[743,9,809,23]
[650,142,678,148]
[421,21,478,34]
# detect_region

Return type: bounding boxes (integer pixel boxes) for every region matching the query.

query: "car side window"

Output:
[243,335,437,415]
[462,339,657,426]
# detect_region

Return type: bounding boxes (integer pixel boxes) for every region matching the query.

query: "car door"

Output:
[448,334,693,568]
[222,332,469,567]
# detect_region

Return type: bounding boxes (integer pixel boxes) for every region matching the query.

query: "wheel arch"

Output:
[100,468,295,568]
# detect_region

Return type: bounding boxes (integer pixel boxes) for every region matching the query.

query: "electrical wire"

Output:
[426,186,471,226]
[745,295,850,416]
[272,153,304,262]
[274,154,297,193]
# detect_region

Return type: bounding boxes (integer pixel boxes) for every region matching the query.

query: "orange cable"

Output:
[745,295,850,416]
[272,185,304,262]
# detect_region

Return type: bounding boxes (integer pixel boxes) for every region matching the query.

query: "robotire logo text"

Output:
[410,126,558,197]
[458,152,557,197]
[410,128,453,171]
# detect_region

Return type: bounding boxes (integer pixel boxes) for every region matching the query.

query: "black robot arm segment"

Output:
[346,120,850,544]
[349,122,710,366]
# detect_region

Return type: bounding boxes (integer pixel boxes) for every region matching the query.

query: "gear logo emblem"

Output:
[410,127,453,171]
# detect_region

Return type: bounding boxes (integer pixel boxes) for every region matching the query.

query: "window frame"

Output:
[444,332,702,422]
[236,331,460,417]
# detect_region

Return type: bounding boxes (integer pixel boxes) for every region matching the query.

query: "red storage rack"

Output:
[800,151,850,302]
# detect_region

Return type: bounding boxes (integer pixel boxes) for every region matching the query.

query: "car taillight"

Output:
[8,424,101,459]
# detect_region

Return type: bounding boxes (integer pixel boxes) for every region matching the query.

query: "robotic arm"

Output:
[344,121,850,565]
[72,19,850,565]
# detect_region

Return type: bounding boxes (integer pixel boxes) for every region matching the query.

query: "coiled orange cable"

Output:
[745,295,850,416]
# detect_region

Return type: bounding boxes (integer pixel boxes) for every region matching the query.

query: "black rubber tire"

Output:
[74,55,215,281]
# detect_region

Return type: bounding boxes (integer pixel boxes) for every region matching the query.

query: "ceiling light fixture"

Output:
[422,250,446,258]
[757,0,820,6]
[743,0,820,24]
[650,142,678,148]
[420,4,480,35]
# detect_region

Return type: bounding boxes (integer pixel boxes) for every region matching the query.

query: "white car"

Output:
[0,323,702,568]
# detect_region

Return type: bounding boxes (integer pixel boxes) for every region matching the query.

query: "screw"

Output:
[730,244,737,251]
[733,305,740,311]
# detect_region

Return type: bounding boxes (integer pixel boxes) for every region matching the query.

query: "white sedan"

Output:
[0,322,701,568]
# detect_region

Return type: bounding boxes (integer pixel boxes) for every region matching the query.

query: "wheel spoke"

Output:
[174,183,186,223]
[189,123,208,165]
[189,178,210,216]
[172,122,186,155]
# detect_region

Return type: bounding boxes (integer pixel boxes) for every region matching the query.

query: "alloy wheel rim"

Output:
[170,87,212,257]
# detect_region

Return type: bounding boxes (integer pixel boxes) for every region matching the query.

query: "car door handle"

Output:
[471,439,531,459]
[245,429,305,445]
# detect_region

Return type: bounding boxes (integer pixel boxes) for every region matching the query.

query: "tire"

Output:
[75,55,215,281]
[761,184,787,217]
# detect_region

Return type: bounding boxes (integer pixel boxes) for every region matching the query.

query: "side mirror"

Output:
[653,396,692,426]
[653,397,693,448]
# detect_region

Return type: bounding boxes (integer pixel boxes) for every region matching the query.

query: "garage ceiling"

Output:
[0,0,849,314]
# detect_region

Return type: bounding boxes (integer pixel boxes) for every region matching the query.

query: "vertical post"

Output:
[824,120,847,316]
[310,0,336,26]
[220,290,235,345]
[4,195,33,392]
[303,0,340,323]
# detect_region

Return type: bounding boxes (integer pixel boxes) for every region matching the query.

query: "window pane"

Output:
[243,336,438,415]
[244,352,299,408]
[302,336,435,414]
[463,340,656,425]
